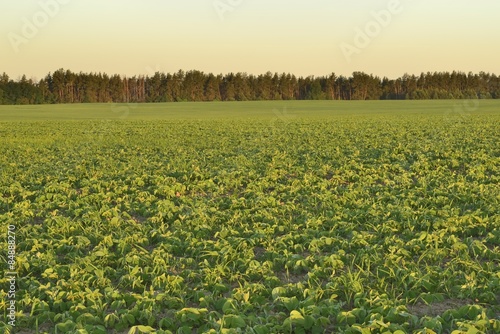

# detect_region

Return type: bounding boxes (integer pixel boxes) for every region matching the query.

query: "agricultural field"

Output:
[0,101,499,333]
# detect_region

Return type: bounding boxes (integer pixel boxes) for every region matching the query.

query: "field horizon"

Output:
[0,100,499,121]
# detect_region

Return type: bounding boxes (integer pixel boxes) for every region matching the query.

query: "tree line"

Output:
[0,69,499,105]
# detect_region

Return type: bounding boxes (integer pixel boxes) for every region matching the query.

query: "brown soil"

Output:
[407,298,472,317]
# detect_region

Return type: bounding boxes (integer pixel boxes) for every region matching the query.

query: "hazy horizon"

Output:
[2,0,500,81]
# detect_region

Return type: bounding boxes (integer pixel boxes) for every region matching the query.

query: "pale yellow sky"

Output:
[1,0,499,80]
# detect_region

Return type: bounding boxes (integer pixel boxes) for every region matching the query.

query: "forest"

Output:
[0,69,499,104]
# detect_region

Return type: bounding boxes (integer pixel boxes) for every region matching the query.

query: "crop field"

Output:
[0,101,499,333]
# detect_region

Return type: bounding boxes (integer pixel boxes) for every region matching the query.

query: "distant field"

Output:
[1,100,500,121]
[0,101,499,333]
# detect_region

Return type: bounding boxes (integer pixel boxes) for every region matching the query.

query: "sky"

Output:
[1,0,499,81]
